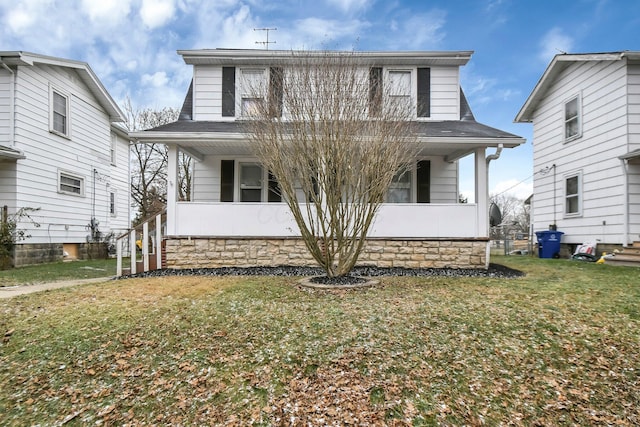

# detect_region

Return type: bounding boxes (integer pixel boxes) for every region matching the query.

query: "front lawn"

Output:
[1,256,638,425]
[0,258,117,287]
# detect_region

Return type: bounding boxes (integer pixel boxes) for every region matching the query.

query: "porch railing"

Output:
[115,211,165,276]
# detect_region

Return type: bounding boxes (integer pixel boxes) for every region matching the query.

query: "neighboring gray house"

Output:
[129,48,524,271]
[0,52,130,266]
[516,51,640,257]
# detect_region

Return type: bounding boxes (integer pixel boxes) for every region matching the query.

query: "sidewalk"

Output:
[0,277,113,299]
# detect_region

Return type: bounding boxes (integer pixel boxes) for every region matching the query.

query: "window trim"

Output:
[564,94,582,142]
[386,69,414,117]
[238,68,267,118]
[49,85,71,138]
[58,170,84,197]
[109,190,117,216]
[564,171,582,217]
[110,133,117,166]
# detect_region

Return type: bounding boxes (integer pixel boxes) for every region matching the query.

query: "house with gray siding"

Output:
[130,49,524,271]
[0,52,130,266]
[516,51,640,259]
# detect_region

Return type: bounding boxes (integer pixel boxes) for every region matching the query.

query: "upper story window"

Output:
[564,95,581,141]
[564,172,582,216]
[388,70,412,115]
[58,170,84,196]
[110,133,117,165]
[50,86,70,137]
[240,69,267,117]
[110,191,117,215]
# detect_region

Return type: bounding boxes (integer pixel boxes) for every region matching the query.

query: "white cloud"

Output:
[140,0,176,29]
[384,9,446,50]
[81,0,132,24]
[538,27,574,63]
[491,179,533,200]
[325,0,371,14]
[141,71,169,87]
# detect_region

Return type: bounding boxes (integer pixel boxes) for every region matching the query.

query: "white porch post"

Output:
[167,145,179,235]
[142,221,149,272]
[155,213,163,269]
[475,147,488,237]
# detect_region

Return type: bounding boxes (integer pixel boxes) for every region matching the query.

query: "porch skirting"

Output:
[164,237,489,270]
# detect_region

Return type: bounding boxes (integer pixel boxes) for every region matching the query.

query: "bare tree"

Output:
[490,193,530,240]
[246,52,418,277]
[124,99,192,224]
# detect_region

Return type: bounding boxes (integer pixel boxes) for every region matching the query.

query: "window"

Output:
[220,160,281,203]
[384,160,431,203]
[239,162,263,201]
[564,95,581,140]
[240,69,266,117]
[388,70,412,114]
[50,87,70,137]
[386,170,411,203]
[109,191,116,215]
[59,171,84,196]
[110,133,117,165]
[565,173,581,216]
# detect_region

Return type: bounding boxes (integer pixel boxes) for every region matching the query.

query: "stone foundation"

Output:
[12,242,108,267]
[165,237,488,270]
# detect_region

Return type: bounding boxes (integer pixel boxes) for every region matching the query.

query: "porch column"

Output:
[166,145,178,235]
[475,147,488,237]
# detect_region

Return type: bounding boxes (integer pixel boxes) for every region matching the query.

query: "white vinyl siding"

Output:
[0,68,12,145]
[531,59,629,244]
[191,63,461,121]
[9,63,129,244]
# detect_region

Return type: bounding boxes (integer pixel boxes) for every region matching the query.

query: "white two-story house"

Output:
[131,49,524,270]
[516,51,640,257]
[0,52,130,267]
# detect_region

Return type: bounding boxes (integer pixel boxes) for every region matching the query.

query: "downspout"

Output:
[483,144,503,268]
[485,143,503,164]
[0,59,16,147]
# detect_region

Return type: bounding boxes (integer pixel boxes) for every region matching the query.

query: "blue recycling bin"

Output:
[535,230,564,258]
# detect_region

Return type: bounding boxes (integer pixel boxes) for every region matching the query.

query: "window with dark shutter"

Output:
[269,67,284,117]
[369,67,382,117]
[220,160,235,202]
[222,67,236,117]
[416,160,431,203]
[417,68,430,118]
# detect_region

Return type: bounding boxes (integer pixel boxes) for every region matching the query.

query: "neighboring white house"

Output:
[515,51,640,255]
[0,52,130,266]
[130,49,524,270]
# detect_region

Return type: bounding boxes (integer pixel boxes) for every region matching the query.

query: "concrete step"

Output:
[606,252,640,267]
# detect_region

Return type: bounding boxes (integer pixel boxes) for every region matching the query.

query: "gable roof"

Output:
[0,51,125,122]
[515,51,640,123]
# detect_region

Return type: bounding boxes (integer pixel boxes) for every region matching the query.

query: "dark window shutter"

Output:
[417,160,431,203]
[269,67,284,117]
[417,68,430,118]
[222,67,235,117]
[369,67,382,117]
[220,160,235,202]
[268,171,281,202]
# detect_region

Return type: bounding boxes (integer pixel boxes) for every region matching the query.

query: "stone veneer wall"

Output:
[165,237,488,269]
[12,242,108,267]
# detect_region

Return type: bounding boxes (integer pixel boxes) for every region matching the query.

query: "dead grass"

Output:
[0,257,639,425]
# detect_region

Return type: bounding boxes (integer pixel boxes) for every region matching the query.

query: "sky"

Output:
[2,0,640,201]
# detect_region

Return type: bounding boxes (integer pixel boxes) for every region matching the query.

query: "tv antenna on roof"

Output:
[254,27,277,50]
